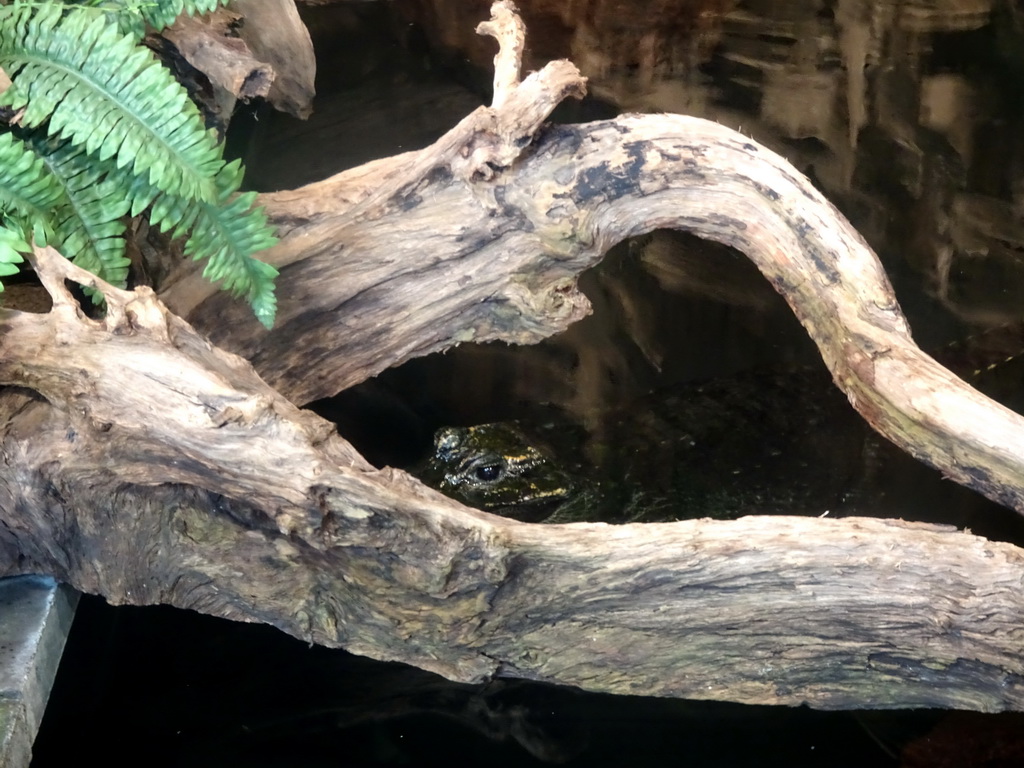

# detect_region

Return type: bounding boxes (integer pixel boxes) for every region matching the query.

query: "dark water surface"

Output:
[32,1,1024,765]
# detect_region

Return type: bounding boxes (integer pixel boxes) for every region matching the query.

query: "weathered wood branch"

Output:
[164,10,273,101]
[159,4,1024,516]
[161,1,315,122]
[230,0,315,119]
[2,2,1024,713]
[3,248,1024,711]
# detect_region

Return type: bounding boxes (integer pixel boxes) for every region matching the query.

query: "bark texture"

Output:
[231,0,316,118]
[165,10,272,98]
[2,2,1024,712]
[163,0,315,122]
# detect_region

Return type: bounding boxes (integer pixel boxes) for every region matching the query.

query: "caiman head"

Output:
[420,422,578,522]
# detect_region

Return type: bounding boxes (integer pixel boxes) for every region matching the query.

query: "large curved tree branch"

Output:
[2,2,1024,712]
[160,4,1024,515]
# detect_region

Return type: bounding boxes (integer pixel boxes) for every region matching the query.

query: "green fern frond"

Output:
[1,130,131,290]
[63,2,145,39]
[31,135,131,288]
[0,4,224,203]
[138,0,229,31]
[188,162,278,329]
[65,1,234,36]
[189,186,279,329]
[119,160,279,328]
[0,130,64,232]
[0,223,30,283]
[0,2,278,323]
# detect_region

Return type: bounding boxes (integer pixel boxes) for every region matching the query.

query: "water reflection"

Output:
[33,597,944,767]
[33,597,1024,766]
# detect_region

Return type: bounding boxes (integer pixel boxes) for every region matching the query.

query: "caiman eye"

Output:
[475,464,503,481]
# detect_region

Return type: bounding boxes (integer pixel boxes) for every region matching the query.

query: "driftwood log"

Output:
[162,0,316,123]
[3,2,1024,711]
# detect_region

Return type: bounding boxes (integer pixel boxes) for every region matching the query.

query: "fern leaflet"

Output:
[31,134,131,287]
[0,224,30,283]
[139,0,229,31]
[0,4,224,203]
[0,2,278,324]
[0,130,63,230]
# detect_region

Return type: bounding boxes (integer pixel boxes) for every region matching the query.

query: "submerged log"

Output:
[2,2,1024,711]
